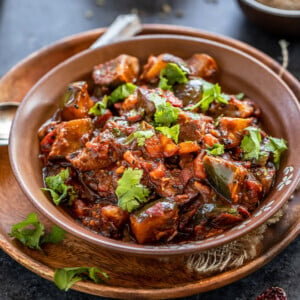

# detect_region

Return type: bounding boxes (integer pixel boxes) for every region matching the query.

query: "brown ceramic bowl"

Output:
[9,35,300,256]
[237,0,300,35]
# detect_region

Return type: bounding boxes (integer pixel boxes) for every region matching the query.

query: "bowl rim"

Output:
[9,34,300,256]
[238,0,300,17]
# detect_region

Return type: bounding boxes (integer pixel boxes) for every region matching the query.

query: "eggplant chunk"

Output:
[211,212,243,228]
[219,117,253,149]
[93,54,139,86]
[208,97,255,118]
[186,53,218,82]
[173,79,203,106]
[240,174,263,211]
[252,165,276,197]
[130,199,179,244]
[61,81,94,121]
[136,88,156,119]
[48,118,93,159]
[99,205,128,238]
[203,155,248,202]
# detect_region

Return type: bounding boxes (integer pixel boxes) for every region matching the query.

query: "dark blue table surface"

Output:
[0,0,299,299]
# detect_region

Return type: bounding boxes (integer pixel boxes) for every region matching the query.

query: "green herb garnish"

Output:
[42,168,77,205]
[149,92,179,126]
[156,124,180,143]
[116,168,150,212]
[125,130,154,146]
[155,101,179,126]
[89,95,108,116]
[41,223,66,244]
[264,136,288,169]
[108,83,136,104]
[158,63,188,90]
[235,92,245,100]
[54,267,109,291]
[185,81,229,112]
[206,143,225,156]
[240,126,262,160]
[241,127,288,168]
[9,212,65,250]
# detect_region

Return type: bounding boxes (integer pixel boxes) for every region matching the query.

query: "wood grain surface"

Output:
[0,25,299,299]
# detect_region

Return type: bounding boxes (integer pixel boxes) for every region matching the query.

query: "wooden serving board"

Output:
[0,25,299,299]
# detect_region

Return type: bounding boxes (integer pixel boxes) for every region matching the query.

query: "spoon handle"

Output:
[90,14,142,49]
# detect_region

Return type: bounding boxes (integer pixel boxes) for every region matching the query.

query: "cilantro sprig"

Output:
[42,168,77,206]
[241,127,261,160]
[241,127,288,168]
[264,136,288,169]
[156,124,180,143]
[54,267,109,291]
[108,83,136,104]
[9,212,65,250]
[185,80,229,112]
[235,92,245,100]
[89,83,136,115]
[149,92,179,126]
[89,95,108,116]
[116,168,150,212]
[158,63,188,91]
[206,143,224,156]
[125,130,154,146]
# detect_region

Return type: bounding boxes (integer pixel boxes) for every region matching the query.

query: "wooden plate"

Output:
[1,25,299,299]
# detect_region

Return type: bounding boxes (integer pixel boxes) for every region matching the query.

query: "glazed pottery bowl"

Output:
[237,0,300,35]
[9,35,300,256]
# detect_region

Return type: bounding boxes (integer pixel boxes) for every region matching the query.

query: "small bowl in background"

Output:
[237,0,300,36]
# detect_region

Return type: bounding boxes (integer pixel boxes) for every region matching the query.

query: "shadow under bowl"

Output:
[9,35,300,257]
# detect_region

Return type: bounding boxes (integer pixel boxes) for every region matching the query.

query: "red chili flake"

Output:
[256,287,287,300]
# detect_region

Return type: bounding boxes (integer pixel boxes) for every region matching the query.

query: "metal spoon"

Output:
[0,14,142,146]
[0,102,20,145]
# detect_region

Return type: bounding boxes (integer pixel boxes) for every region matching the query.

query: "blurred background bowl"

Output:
[237,0,300,36]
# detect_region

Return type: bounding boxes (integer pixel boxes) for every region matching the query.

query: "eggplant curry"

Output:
[38,53,287,244]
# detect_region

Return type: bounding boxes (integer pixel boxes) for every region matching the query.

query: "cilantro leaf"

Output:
[42,168,77,206]
[241,128,288,168]
[125,130,154,146]
[54,267,109,291]
[108,83,136,104]
[158,76,172,91]
[206,143,224,156]
[264,136,288,169]
[154,101,179,126]
[116,168,150,212]
[41,225,66,245]
[235,92,245,100]
[241,127,261,160]
[185,81,229,112]
[89,95,108,116]
[9,212,65,250]
[159,63,188,90]
[156,124,180,143]
[9,212,44,250]
[149,92,179,126]
[88,266,109,282]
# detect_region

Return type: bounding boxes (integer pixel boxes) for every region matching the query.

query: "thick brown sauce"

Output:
[38,53,281,245]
